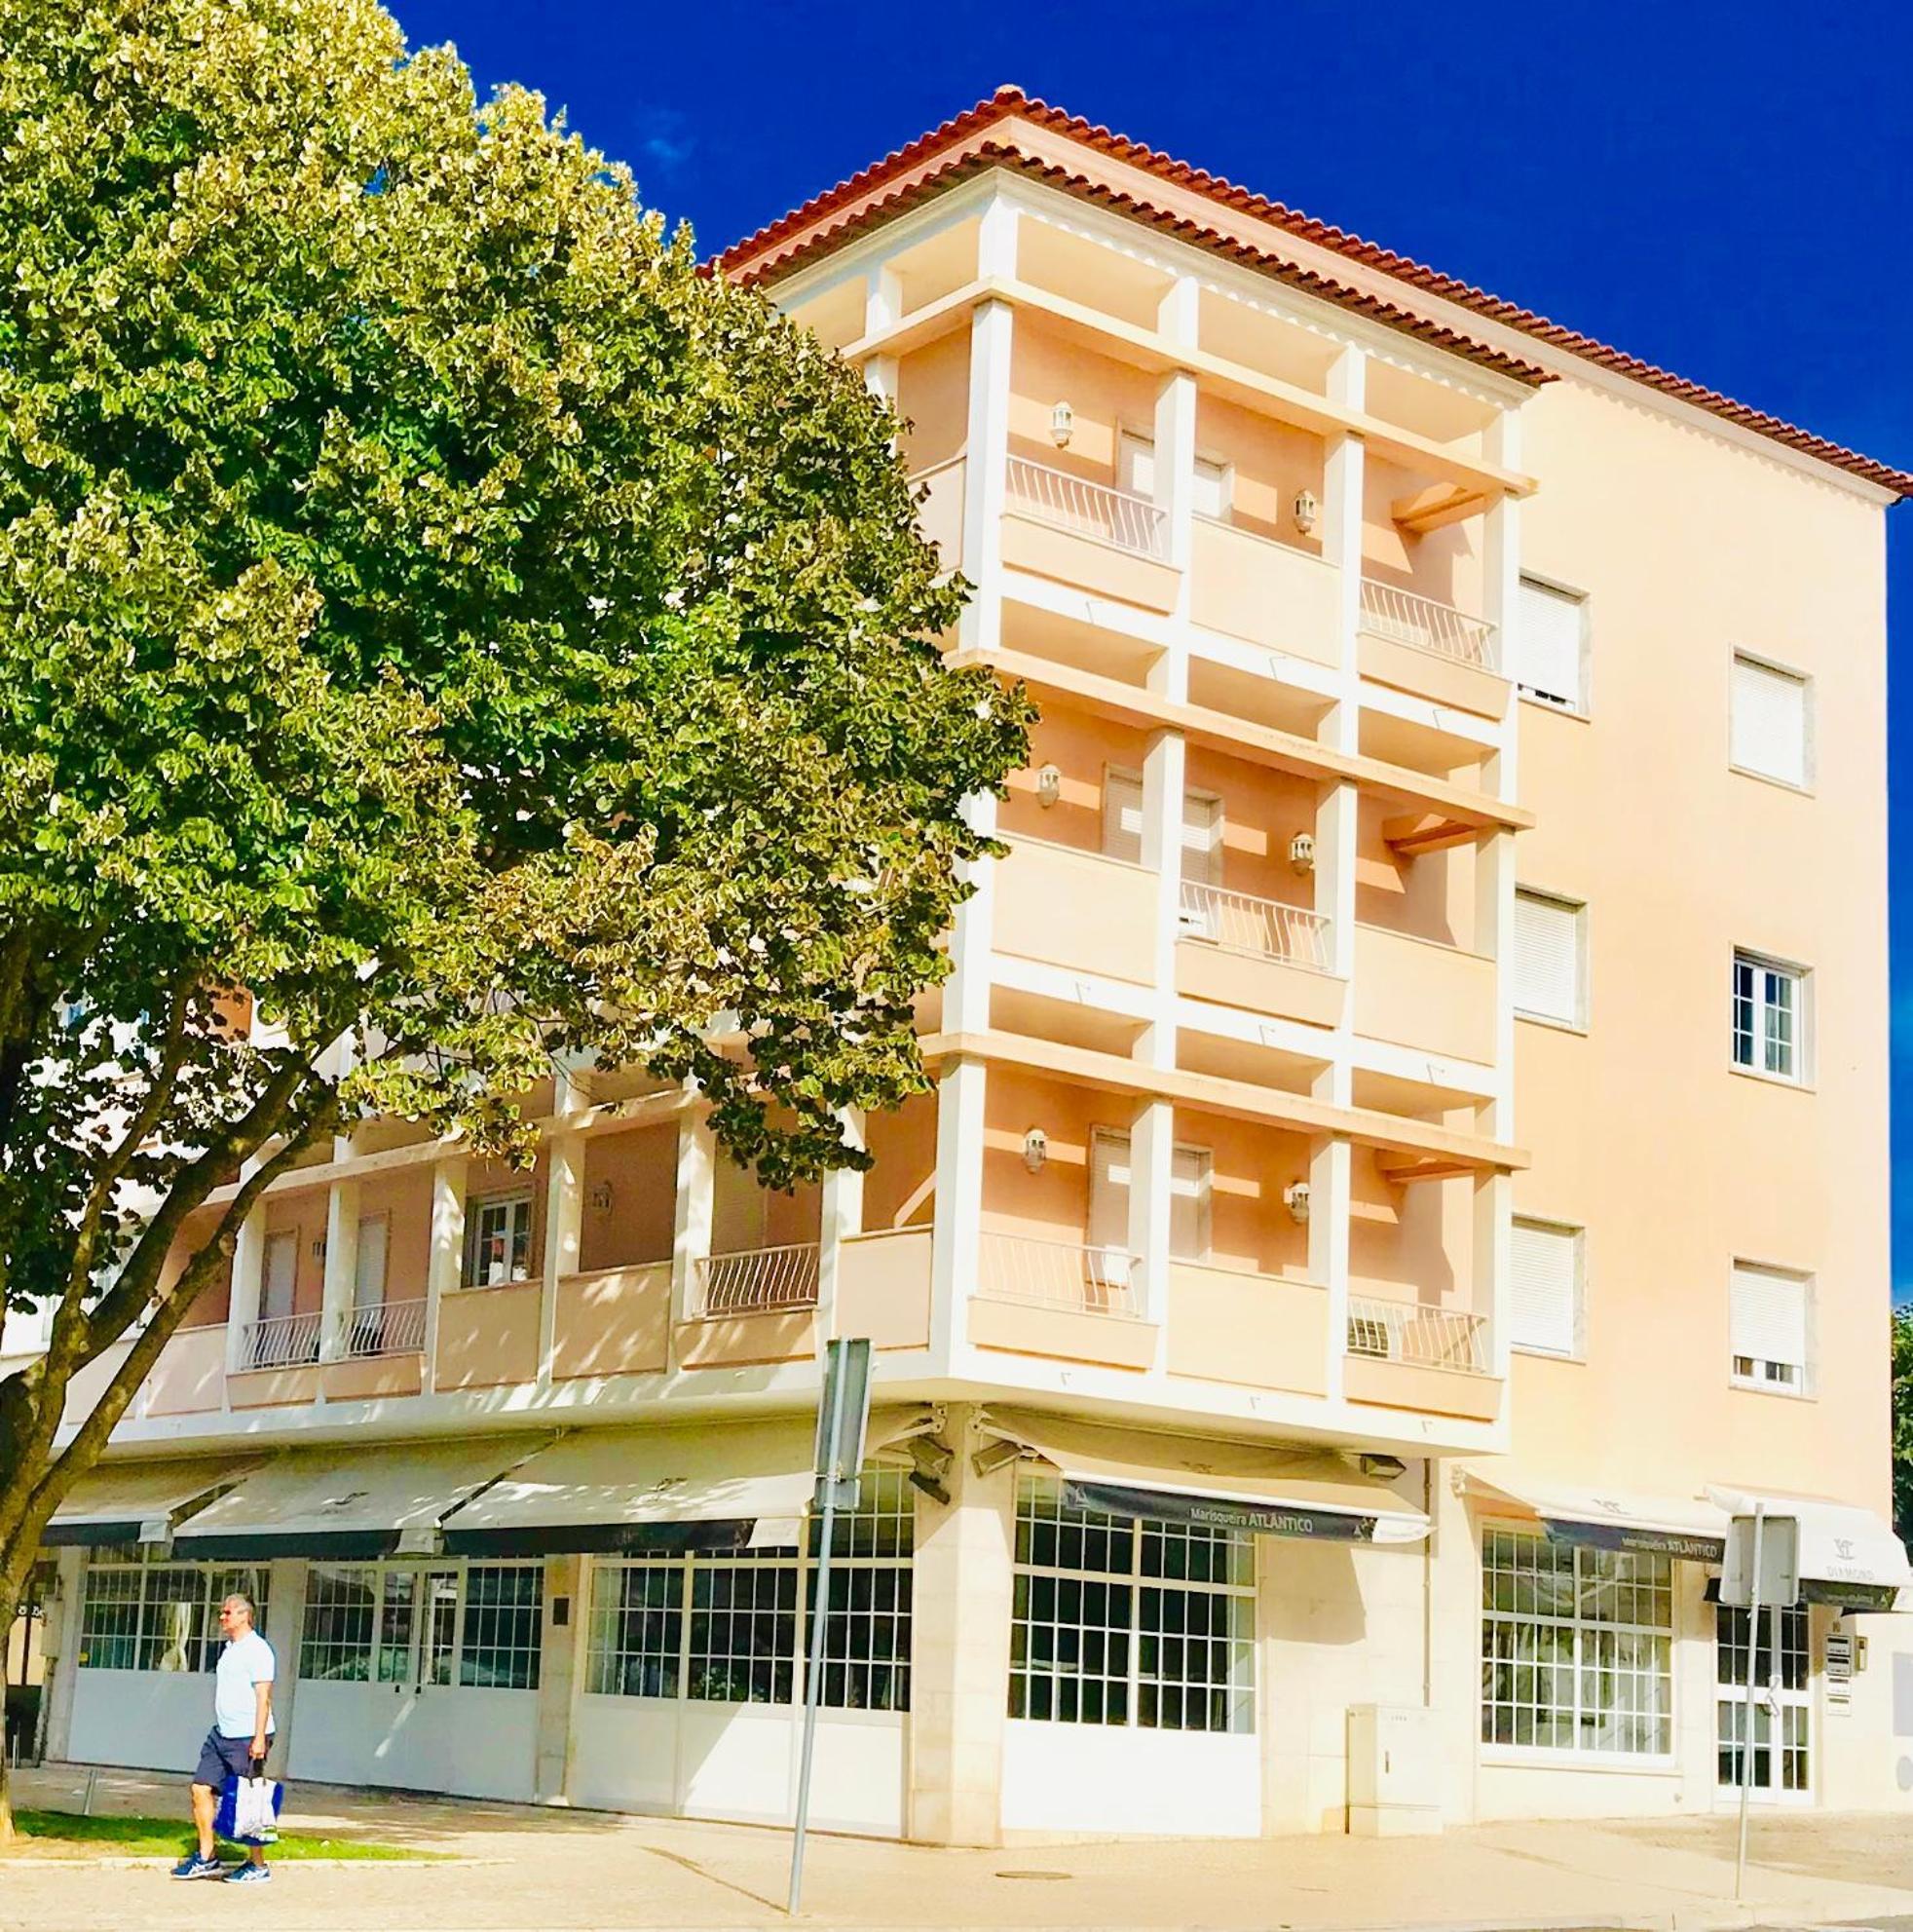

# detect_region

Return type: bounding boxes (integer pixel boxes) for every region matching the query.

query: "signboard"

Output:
[1064,1480,1377,1542]
[811,1338,872,1514]
[1721,1513,1800,1610]
[1540,1517,1725,1563]
[1825,1629,1855,1708]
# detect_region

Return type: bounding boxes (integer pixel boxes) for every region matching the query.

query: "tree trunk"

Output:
[0,1546,24,1845]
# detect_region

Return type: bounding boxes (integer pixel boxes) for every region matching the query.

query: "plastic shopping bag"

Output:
[214,1765,283,1847]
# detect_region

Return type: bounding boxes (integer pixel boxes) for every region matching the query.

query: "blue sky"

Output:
[389,0,1913,1286]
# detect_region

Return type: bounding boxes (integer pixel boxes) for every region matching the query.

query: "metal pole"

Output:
[788,1362,848,1916]
[1734,1501,1765,1900]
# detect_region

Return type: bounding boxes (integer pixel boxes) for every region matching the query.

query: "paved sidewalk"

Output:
[4,1763,1912,1931]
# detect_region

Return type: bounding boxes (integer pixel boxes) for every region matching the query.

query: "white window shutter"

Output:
[1169,1145,1212,1263]
[1514,891,1581,1024]
[354,1215,388,1312]
[1102,771,1144,864]
[1118,432,1155,500]
[1731,656,1807,787]
[1088,1129,1130,1258]
[1181,792,1223,887]
[1510,1221,1578,1356]
[1192,456,1230,521]
[1730,1265,1808,1375]
[1519,578,1584,708]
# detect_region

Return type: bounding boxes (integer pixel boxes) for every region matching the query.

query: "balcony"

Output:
[229,1309,322,1409]
[1352,924,1495,1067]
[551,1262,671,1381]
[1189,517,1339,669]
[434,1281,539,1391]
[1357,580,1507,720]
[1166,1263,1329,1395]
[994,836,1159,986]
[836,1227,933,1352]
[1343,1294,1500,1421]
[969,1231,1157,1370]
[1175,881,1344,1029]
[677,1242,820,1369]
[1000,457,1180,613]
[327,1296,427,1401]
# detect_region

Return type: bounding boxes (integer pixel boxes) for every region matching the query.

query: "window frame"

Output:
[1728,648,1815,795]
[462,1189,537,1289]
[1508,1216,1585,1361]
[1730,949,1812,1087]
[1728,1259,1815,1399]
[77,1551,273,1676]
[1479,1525,1675,1765]
[1512,887,1589,1033]
[1516,572,1591,718]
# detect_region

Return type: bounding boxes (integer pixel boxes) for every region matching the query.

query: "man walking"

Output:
[170,1592,275,1883]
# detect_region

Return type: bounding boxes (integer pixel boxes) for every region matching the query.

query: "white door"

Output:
[261,1231,297,1322]
[1715,1602,1813,1801]
[289,1561,542,1802]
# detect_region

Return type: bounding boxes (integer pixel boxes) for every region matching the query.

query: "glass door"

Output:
[418,1568,461,1691]
[1716,1602,1812,1798]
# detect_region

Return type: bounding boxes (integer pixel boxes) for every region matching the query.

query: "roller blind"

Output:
[1510,1221,1579,1357]
[1514,890,1582,1025]
[1730,1265,1809,1376]
[1088,1130,1210,1262]
[1519,577,1584,708]
[1731,656,1808,787]
[1101,771,1144,863]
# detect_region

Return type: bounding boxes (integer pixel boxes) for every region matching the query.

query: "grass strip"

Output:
[12,1808,444,1860]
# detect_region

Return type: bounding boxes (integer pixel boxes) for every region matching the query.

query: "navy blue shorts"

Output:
[193,1730,263,1789]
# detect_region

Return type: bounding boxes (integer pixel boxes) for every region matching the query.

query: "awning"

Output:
[1707,1486,1913,1612]
[1461,1471,1729,1561]
[42,1457,257,1548]
[440,1407,936,1558]
[171,1437,547,1561]
[982,1407,1428,1544]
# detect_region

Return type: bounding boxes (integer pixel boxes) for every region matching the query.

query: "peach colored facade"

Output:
[33,96,1908,1844]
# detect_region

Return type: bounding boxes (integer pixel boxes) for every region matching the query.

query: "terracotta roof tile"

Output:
[718,87,1912,499]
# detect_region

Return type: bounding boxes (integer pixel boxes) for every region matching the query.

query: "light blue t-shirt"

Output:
[213,1629,277,1739]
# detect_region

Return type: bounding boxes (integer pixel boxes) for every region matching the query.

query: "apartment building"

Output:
[19,87,1912,1841]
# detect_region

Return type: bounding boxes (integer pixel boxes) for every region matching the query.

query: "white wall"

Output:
[1000,1720,1261,1837]
[68,1669,209,1772]
[288,1681,538,1802]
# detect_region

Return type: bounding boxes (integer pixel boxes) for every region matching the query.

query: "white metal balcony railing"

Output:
[1178,880,1333,972]
[694,1242,821,1317]
[1005,456,1169,561]
[343,1297,429,1360]
[1345,1295,1489,1374]
[977,1232,1142,1317]
[1358,580,1498,672]
[237,1309,322,1372]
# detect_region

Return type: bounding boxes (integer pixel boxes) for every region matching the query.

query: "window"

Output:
[1009,1474,1255,1734]
[1731,654,1811,789]
[1102,770,1224,885]
[294,1561,541,1688]
[1716,1603,1811,1792]
[1088,1128,1213,1269]
[1481,1529,1671,1757]
[585,1465,913,1713]
[1517,576,1586,712]
[465,1191,534,1287]
[1117,432,1230,518]
[1510,1219,1582,1358]
[1732,951,1807,1082]
[1513,890,1585,1028]
[1730,1262,1811,1393]
[78,1554,271,1674]
[261,1229,298,1323]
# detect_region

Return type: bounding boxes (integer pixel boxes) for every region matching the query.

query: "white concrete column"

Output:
[1323,344,1369,744]
[1138,728,1186,1068]
[318,1175,360,1364]
[1126,1098,1176,1335]
[533,1554,580,1802]
[41,1547,85,1762]
[539,1135,583,1388]
[817,1108,866,1343]
[864,264,902,406]
[946,787,997,1038]
[424,1155,468,1377]
[928,1058,988,1365]
[957,273,1016,658]
[671,1111,716,1326]
[1309,1132,1353,1401]
[224,1196,266,1379]
[265,1558,307,1754]
[906,1403,1016,1845]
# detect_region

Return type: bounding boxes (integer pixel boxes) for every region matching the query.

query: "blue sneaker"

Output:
[223,1861,272,1884]
[169,1852,224,1880]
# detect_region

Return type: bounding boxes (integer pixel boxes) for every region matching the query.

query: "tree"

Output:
[0,0,1030,1832]
[1893,1307,1913,1547]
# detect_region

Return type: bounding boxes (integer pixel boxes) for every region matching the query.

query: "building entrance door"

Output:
[289,1560,544,1801]
[1714,1601,1812,1800]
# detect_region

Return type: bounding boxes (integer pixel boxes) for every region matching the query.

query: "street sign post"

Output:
[787,1336,872,1916]
[1724,1507,1799,1899]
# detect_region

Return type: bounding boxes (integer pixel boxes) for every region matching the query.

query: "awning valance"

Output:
[43,1457,257,1548]
[171,1437,546,1561]
[1707,1487,1912,1611]
[982,1407,1428,1544]
[1461,1472,1729,1561]
[440,1407,935,1558]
